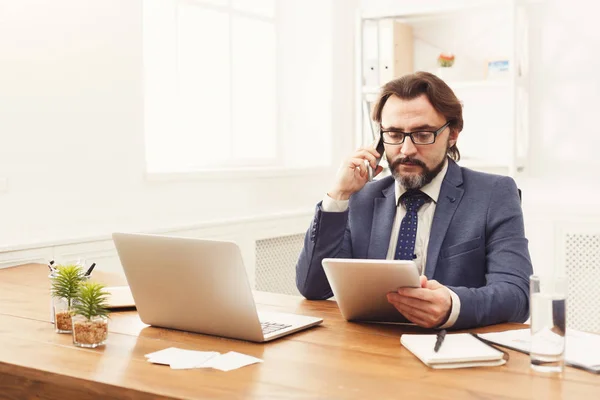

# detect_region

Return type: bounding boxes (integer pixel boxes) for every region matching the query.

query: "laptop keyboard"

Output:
[261,321,292,335]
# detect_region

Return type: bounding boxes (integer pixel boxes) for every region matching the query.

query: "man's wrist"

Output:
[327,190,352,201]
[439,301,452,327]
[439,288,461,329]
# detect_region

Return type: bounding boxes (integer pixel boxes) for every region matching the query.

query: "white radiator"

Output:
[562,231,600,333]
[254,233,305,296]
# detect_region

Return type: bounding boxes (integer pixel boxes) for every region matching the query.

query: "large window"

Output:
[144,0,332,174]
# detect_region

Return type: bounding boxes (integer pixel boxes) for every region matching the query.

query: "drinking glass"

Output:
[529,274,567,373]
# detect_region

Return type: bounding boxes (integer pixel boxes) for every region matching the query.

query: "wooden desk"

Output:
[0,264,597,399]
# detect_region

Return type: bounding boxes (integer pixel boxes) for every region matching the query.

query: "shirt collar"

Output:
[395,158,449,206]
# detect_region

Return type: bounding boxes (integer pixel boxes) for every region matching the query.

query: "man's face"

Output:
[380,94,459,189]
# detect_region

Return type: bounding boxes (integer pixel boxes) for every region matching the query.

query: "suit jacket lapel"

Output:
[424,160,464,279]
[367,182,396,259]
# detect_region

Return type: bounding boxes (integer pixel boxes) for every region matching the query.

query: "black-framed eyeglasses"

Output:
[380,121,451,145]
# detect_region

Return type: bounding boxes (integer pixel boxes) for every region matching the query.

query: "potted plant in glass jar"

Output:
[72,282,110,348]
[50,264,86,333]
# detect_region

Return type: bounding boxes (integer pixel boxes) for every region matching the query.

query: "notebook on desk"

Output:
[401,333,506,369]
[105,286,136,310]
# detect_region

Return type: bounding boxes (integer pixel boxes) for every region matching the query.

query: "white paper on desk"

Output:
[169,351,219,370]
[202,351,263,372]
[478,328,600,370]
[144,347,181,365]
[145,348,219,369]
[144,348,262,371]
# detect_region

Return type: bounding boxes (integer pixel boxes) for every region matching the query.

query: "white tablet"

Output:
[322,258,420,322]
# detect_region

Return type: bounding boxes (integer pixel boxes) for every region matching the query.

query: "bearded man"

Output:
[295,72,532,330]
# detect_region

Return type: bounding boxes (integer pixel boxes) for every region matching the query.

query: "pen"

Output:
[434,329,446,352]
[84,263,96,276]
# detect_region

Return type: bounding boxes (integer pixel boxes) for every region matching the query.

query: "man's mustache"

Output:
[390,157,427,170]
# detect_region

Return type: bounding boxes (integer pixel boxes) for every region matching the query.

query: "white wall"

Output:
[524,0,600,181]
[0,0,358,250]
[514,0,600,275]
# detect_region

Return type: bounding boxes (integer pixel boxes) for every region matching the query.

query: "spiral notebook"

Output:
[401,333,506,369]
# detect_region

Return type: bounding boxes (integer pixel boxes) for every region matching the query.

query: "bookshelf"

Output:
[355,0,529,177]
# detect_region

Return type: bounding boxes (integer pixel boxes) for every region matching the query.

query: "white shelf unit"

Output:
[355,0,529,177]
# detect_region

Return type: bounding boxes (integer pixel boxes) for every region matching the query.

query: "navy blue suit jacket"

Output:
[296,159,532,329]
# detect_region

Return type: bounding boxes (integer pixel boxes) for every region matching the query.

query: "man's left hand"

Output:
[386,276,452,328]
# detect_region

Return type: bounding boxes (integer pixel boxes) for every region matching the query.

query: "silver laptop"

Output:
[112,232,322,342]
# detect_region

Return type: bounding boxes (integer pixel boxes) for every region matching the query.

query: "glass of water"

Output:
[529,274,567,373]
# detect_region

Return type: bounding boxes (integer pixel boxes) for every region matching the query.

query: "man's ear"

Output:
[448,128,459,147]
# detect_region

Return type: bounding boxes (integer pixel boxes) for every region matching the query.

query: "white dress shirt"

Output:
[321,160,460,328]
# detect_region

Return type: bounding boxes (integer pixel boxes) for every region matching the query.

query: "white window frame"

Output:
[182,0,280,170]
[144,0,273,178]
[143,0,333,182]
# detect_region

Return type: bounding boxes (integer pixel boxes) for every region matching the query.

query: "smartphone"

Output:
[367,135,385,182]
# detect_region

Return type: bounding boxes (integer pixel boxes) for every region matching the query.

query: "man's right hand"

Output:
[327,144,383,201]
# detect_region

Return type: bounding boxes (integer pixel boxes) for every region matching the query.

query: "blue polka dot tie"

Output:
[394,190,430,260]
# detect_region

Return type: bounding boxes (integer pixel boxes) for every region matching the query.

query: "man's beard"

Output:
[390,152,447,190]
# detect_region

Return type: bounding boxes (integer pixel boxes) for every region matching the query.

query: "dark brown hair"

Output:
[371,71,463,161]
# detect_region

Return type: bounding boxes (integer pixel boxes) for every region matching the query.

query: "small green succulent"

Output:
[50,264,86,308]
[73,282,110,321]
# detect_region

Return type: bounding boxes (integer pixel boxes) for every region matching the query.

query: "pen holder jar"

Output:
[49,263,89,333]
[53,296,76,333]
[49,270,58,324]
[72,314,108,348]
